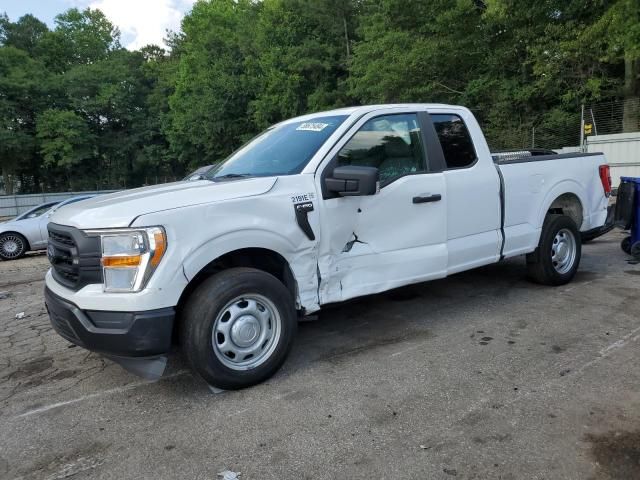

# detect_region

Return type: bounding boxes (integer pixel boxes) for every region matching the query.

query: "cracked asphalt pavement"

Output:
[1,231,639,479]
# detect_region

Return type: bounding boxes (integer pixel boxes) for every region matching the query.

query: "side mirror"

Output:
[325,166,379,196]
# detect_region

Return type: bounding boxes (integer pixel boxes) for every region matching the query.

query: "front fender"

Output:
[182,229,320,313]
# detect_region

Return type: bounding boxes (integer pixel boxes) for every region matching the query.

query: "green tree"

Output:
[248,0,355,129]
[576,0,640,130]
[0,13,48,55]
[36,109,94,189]
[61,49,153,188]
[37,8,121,72]
[168,0,258,166]
[137,44,183,184]
[0,46,49,194]
[349,0,486,104]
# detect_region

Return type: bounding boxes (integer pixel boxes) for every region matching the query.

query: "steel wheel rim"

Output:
[212,294,282,371]
[0,235,23,258]
[551,228,576,274]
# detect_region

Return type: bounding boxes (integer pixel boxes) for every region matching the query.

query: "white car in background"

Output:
[0,196,95,260]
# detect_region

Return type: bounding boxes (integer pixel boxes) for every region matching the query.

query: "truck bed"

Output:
[495,150,609,259]
[492,149,604,164]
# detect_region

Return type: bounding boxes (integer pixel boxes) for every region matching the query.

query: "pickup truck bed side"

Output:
[499,152,608,258]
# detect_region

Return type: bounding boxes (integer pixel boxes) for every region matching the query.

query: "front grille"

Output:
[48,230,75,246]
[57,269,79,284]
[48,224,102,291]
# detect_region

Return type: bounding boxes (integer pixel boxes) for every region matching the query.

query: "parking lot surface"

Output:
[1,231,639,479]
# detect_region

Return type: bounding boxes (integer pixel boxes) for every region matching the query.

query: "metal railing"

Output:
[0,190,117,219]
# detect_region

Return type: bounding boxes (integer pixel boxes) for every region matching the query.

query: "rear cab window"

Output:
[430,114,477,169]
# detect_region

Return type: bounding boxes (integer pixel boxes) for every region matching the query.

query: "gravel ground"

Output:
[0,231,639,480]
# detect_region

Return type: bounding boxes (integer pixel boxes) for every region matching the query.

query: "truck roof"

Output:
[283,103,461,123]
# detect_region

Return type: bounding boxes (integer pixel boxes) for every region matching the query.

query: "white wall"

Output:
[586,132,640,183]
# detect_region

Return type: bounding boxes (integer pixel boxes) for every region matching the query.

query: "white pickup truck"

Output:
[44,104,612,389]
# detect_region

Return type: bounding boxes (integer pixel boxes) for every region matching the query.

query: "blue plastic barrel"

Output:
[620,177,640,246]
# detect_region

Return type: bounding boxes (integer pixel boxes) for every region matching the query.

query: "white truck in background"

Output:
[44,104,611,389]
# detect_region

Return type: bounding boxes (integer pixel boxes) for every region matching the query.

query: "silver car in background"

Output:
[0,196,94,260]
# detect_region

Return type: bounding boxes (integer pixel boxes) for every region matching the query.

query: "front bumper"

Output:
[44,286,175,359]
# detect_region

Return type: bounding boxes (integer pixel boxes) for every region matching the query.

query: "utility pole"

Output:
[579,103,585,152]
[531,127,535,148]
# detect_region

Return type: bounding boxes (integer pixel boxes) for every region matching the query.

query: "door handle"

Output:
[412,194,442,204]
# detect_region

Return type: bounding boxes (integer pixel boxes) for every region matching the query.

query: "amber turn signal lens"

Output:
[150,231,166,267]
[102,255,142,267]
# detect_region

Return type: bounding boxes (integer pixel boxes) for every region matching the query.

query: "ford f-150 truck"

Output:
[44,104,612,389]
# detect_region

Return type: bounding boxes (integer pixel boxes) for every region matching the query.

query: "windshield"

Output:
[207,115,348,181]
[17,202,58,220]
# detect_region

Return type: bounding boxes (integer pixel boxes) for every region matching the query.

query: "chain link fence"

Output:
[478,97,640,153]
[584,97,640,138]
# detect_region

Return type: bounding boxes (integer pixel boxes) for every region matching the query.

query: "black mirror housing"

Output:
[325,166,379,196]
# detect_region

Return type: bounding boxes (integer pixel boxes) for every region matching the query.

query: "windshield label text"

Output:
[296,122,329,132]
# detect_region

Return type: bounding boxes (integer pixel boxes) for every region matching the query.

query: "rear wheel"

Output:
[621,236,632,255]
[180,267,297,390]
[527,215,581,286]
[0,233,27,260]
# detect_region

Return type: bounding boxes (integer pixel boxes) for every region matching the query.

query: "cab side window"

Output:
[337,113,426,183]
[431,114,476,169]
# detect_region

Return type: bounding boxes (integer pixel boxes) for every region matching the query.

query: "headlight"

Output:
[86,227,166,292]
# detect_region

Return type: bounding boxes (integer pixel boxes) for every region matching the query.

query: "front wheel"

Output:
[0,233,28,260]
[180,267,297,390]
[526,214,581,286]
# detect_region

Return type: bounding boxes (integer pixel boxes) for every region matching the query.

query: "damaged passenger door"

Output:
[316,109,448,304]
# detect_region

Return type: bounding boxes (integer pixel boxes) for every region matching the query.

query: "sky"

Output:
[0,0,196,50]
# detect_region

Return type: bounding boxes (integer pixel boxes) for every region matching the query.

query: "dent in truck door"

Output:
[316,110,448,304]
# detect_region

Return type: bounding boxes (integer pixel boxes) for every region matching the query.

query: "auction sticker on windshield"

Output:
[296,122,329,132]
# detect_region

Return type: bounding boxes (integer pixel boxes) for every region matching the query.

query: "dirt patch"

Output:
[16,442,108,480]
[586,430,640,479]
[50,369,81,381]
[572,271,600,283]
[9,357,54,380]
[472,433,512,445]
[316,329,433,364]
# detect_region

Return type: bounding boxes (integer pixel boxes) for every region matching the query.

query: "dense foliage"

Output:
[1,0,638,194]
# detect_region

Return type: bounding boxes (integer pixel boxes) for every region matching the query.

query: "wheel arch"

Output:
[177,229,313,320]
[538,182,586,230]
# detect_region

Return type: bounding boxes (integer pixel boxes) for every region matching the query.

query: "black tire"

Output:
[621,236,632,255]
[180,267,297,390]
[526,214,581,286]
[0,232,28,260]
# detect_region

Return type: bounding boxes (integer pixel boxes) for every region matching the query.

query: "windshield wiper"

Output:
[210,173,254,182]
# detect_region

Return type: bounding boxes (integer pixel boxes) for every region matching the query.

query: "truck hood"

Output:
[51,177,278,229]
